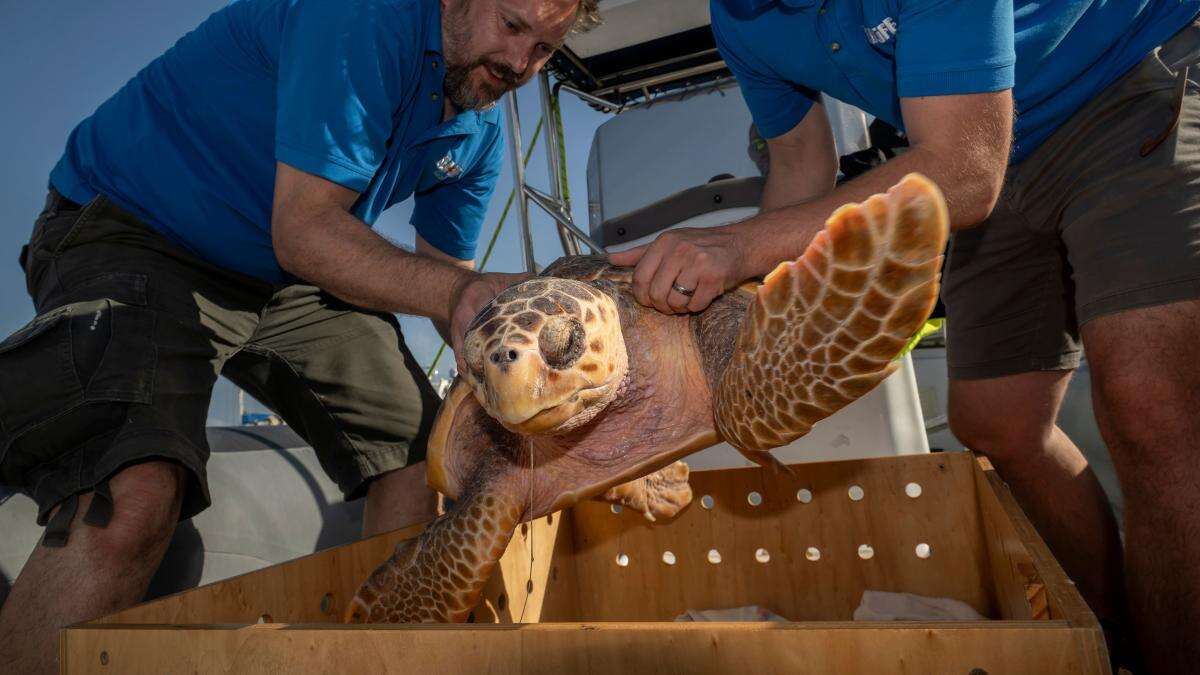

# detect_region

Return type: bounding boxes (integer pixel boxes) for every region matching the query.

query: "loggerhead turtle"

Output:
[346,173,949,623]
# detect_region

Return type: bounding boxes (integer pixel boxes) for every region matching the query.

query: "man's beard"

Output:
[443,58,521,111]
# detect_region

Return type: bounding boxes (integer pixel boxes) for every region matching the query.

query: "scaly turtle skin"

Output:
[347,174,949,623]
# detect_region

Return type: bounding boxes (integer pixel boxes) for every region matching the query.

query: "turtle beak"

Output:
[471,343,615,435]
[502,381,615,434]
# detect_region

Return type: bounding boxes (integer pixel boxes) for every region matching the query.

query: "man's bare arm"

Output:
[414,234,474,342]
[758,101,839,212]
[272,162,477,323]
[731,90,1013,278]
[272,162,527,367]
[610,92,1010,312]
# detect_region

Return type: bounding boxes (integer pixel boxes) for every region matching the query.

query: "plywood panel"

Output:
[96,513,569,627]
[62,621,1108,674]
[96,524,428,626]
[475,511,577,623]
[69,453,1109,675]
[569,452,995,621]
[973,456,1101,629]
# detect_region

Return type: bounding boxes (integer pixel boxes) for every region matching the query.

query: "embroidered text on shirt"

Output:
[864,17,897,45]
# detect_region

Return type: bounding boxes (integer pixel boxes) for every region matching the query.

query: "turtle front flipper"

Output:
[346,462,526,624]
[716,173,949,455]
[598,460,692,522]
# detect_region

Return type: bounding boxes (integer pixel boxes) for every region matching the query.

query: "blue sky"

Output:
[1,1,608,422]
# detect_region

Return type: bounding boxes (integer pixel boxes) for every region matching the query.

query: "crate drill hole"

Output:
[805,546,821,561]
[755,548,770,563]
[701,495,715,509]
[916,543,932,559]
[257,614,272,624]
[615,553,630,567]
[747,491,763,506]
[662,550,677,565]
[796,488,813,503]
[497,593,507,611]
[857,544,875,560]
[848,485,865,501]
[707,549,722,564]
[905,482,923,498]
[610,504,622,514]
[319,592,333,614]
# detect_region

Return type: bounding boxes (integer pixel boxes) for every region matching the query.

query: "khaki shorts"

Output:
[944,20,1200,380]
[0,191,440,540]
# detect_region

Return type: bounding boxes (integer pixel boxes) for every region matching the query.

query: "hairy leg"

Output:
[1083,299,1200,675]
[0,461,184,675]
[362,461,439,538]
[949,371,1125,622]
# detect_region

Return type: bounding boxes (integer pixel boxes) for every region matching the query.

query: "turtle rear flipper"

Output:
[599,461,692,522]
[716,173,949,455]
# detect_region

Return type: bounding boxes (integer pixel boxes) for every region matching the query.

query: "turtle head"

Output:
[460,278,628,435]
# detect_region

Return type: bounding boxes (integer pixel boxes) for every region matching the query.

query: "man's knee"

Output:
[948,401,1044,459]
[1084,301,1200,465]
[73,461,184,564]
[947,371,1071,460]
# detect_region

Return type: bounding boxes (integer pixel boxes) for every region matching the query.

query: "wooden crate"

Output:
[61,453,1109,674]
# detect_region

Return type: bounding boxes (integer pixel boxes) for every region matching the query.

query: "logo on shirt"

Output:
[435,154,462,181]
[864,16,897,45]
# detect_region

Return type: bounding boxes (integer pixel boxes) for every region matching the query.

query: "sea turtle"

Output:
[346,173,949,623]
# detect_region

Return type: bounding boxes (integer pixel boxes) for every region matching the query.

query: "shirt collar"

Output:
[425,0,444,56]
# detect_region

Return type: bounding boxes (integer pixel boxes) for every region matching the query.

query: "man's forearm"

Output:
[275,204,476,325]
[730,144,997,278]
[759,156,837,213]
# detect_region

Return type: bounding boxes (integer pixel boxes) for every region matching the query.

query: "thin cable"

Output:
[517,437,535,623]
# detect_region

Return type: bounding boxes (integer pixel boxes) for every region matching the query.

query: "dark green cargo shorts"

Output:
[944,19,1200,380]
[0,190,441,533]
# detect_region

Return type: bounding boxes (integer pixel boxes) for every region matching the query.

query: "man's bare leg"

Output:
[949,371,1126,623]
[362,461,439,537]
[0,461,184,675]
[1083,300,1200,675]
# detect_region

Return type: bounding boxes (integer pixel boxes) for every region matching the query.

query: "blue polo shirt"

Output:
[712,0,1200,163]
[50,0,504,283]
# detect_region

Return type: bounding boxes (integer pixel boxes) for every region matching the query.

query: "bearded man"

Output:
[0,0,597,671]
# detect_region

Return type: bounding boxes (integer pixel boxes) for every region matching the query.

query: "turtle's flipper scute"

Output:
[346,479,525,624]
[599,461,692,522]
[716,174,949,454]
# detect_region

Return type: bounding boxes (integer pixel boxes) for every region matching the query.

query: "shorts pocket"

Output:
[0,296,157,452]
[0,307,83,440]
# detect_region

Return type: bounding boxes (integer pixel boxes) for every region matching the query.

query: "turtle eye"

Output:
[539,317,585,370]
[463,331,485,378]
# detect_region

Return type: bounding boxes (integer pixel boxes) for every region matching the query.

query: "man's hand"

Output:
[608,226,749,314]
[449,271,532,376]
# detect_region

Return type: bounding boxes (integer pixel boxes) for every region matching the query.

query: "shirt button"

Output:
[830,42,841,52]
[431,92,440,101]
[432,60,439,69]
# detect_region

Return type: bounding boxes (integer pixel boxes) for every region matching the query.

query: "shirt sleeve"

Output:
[410,127,505,260]
[274,0,409,192]
[896,0,1015,98]
[711,5,818,139]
